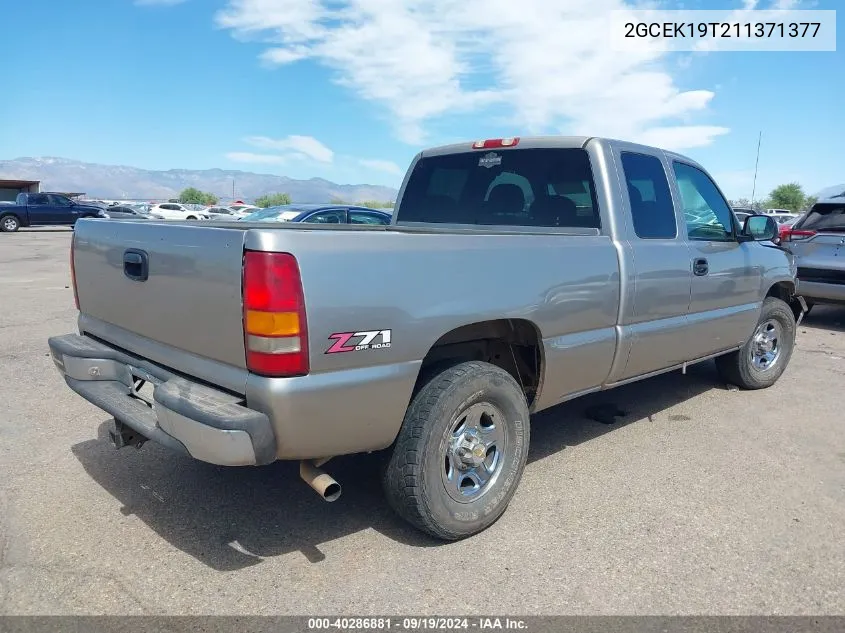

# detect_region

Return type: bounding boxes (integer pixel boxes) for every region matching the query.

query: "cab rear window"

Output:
[396,148,600,229]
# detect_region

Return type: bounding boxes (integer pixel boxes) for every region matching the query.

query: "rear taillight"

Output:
[782,229,816,242]
[70,236,79,309]
[242,251,309,377]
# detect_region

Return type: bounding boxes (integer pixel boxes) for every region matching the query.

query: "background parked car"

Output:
[204,206,250,220]
[229,203,259,214]
[239,204,392,225]
[764,208,801,224]
[125,202,153,215]
[781,201,845,312]
[732,207,761,225]
[777,214,804,240]
[148,203,209,220]
[103,205,161,220]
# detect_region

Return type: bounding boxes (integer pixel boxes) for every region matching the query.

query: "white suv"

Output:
[765,208,800,223]
[149,203,209,220]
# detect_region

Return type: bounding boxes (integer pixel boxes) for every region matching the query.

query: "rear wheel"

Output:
[716,297,796,389]
[186,215,197,220]
[1,215,21,232]
[382,361,530,540]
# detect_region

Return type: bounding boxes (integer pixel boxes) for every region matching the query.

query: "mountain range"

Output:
[0,157,399,203]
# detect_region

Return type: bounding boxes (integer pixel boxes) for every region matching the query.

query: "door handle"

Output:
[123,249,149,281]
[693,258,709,276]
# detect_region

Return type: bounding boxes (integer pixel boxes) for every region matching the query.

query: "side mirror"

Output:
[742,215,778,242]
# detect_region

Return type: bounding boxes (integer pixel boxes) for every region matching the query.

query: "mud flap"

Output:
[793,295,809,328]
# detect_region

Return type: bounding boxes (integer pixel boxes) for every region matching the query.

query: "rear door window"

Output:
[397,148,600,228]
[48,194,72,207]
[619,152,677,239]
[349,211,389,225]
[304,209,347,224]
[28,194,49,206]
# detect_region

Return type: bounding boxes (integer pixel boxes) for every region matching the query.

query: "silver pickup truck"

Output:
[48,136,807,540]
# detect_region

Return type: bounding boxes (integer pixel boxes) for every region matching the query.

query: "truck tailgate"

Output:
[72,219,248,371]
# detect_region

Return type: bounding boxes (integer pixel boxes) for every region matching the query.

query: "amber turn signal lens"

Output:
[245,310,300,337]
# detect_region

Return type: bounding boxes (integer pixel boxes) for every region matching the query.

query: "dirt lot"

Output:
[1,228,843,615]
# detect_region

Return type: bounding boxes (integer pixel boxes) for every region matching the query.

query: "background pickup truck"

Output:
[48,136,807,540]
[1,192,106,232]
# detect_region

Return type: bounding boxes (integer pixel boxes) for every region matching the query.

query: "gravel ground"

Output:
[1,228,843,615]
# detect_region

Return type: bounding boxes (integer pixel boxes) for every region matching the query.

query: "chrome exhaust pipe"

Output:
[299,459,342,502]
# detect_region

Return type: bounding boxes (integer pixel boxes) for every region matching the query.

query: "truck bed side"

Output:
[244,226,620,456]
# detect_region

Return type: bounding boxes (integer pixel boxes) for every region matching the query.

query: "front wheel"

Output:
[382,361,530,540]
[715,297,796,389]
[1,215,21,232]
[186,215,197,220]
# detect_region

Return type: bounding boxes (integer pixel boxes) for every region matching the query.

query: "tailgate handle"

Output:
[123,249,149,282]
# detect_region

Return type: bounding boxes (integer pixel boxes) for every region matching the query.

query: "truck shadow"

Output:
[799,305,845,334]
[528,361,721,464]
[71,431,429,571]
[70,361,726,571]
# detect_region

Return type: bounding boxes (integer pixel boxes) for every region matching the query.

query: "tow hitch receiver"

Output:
[109,418,148,450]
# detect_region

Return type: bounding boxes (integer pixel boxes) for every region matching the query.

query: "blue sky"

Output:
[0,0,840,199]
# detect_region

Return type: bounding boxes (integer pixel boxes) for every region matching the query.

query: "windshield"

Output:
[795,204,845,232]
[396,148,599,228]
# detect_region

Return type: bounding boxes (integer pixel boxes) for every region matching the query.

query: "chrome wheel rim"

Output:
[750,319,783,371]
[2,217,17,231]
[441,402,507,503]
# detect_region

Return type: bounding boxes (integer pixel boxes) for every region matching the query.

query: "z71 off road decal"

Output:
[325,329,392,354]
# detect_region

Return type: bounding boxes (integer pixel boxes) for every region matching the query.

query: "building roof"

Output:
[0,179,40,188]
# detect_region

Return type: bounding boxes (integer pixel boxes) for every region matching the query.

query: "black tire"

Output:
[186,216,197,220]
[382,361,530,540]
[1,214,21,232]
[715,297,796,389]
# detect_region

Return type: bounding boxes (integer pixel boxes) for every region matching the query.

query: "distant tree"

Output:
[357,200,395,209]
[329,197,349,204]
[730,197,768,212]
[802,196,818,212]
[178,187,218,205]
[766,183,807,213]
[255,192,292,208]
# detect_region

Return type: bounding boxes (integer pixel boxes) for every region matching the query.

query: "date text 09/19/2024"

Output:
[307,617,528,630]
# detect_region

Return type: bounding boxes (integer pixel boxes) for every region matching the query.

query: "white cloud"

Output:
[226,152,286,164]
[357,159,404,176]
[636,126,730,151]
[215,0,734,149]
[245,135,334,163]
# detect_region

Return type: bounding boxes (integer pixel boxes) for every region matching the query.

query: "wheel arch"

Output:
[765,280,803,320]
[413,318,545,408]
[0,211,26,228]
